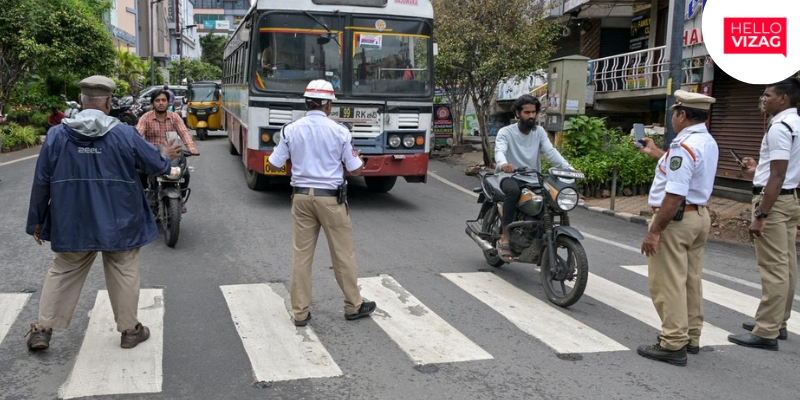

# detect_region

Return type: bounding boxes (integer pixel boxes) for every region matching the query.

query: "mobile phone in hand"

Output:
[729,149,746,168]
[633,123,647,148]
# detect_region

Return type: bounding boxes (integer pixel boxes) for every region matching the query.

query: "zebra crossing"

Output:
[0,266,793,398]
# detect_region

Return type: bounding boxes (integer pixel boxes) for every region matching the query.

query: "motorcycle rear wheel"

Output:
[162,197,182,247]
[481,206,505,268]
[540,236,588,308]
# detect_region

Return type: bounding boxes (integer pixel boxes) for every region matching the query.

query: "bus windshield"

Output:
[253,13,344,94]
[350,18,431,97]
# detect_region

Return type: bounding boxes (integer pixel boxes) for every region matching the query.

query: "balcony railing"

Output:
[590,46,708,94]
[591,46,668,93]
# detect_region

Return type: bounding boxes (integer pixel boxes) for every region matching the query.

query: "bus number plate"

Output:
[263,156,287,176]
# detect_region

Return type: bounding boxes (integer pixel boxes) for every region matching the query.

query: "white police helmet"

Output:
[303,79,336,101]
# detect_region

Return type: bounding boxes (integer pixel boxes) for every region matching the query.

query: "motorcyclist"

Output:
[494,94,573,261]
[135,89,199,212]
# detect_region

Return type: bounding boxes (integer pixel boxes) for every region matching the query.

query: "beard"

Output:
[519,118,537,130]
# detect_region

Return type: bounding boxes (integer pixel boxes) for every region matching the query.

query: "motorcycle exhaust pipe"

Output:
[465,227,494,252]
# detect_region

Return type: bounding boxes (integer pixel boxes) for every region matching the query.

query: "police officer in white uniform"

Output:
[268,79,377,326]
[730,77,800,350]
[637,90,719,366]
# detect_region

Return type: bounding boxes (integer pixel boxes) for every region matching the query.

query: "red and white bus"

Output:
[222,0,434,193]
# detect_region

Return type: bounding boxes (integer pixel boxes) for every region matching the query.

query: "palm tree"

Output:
[115,49,146,95]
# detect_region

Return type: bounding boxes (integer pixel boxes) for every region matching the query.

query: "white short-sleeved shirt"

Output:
[268,110,363,190]
[648,123,719,207]
[752,108,800,188]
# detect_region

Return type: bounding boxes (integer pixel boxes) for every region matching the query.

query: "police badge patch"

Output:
[670,156,683,170]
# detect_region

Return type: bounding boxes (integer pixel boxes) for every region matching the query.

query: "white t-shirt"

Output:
[753,108,800,188]
[268,110,363,190]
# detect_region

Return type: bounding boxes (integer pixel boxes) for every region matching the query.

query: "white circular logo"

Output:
[703,0,799,84]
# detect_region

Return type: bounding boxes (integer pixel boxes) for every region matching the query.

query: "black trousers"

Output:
[500,177,522,228]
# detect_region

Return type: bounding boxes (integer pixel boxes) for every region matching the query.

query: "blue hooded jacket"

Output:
[26,109,172,252]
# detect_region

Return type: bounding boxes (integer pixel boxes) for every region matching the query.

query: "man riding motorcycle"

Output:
[494,94,573,261]
[135,89,199,212]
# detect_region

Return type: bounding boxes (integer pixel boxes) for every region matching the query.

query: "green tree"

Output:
[0,0,115,113]
[432,0,560,166]
[167,59,222,83]
[200,32,228,71]
[115,49,146,95]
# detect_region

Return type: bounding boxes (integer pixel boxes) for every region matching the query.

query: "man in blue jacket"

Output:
[25,75,182,350]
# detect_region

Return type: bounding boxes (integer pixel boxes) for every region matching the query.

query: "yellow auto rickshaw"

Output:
[185,81,222,141]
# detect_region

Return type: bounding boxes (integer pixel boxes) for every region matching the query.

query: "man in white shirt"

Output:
[637,90,718,366]
[268,79,376,327]
[731,77,800,351]
[493,94,572,261]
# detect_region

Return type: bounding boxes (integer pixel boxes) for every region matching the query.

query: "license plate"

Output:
[331,107,379,123]
[196,110,206,115]
[156,177,185,182]
[264,156,287,175]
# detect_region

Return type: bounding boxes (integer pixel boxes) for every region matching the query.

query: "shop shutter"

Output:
[709,67,767,181]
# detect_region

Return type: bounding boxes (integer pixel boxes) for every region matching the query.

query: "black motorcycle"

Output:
[145,150,195,247]
[110,97,139,126]
[465,167,589,307]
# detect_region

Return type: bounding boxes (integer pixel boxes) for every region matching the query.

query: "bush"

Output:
[30,111,50,129]
[0,123,40,151]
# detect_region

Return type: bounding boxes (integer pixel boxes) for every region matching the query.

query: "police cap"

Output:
[670,90,716,110]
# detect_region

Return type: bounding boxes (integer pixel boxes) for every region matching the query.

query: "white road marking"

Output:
[220,284,342,383]
[579,273,732,345]
[0,154,39,166]
[358,275,493,365]
[59,289,164,399]
[428,171,479,198]
[0,293,31,347]
[622,265,800,334]
[442,272,627,354]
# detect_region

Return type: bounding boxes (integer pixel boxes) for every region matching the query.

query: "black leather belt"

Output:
[293,187,338,196]
[752,187,797,195]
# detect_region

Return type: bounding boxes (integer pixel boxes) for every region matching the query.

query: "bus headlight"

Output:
[556,187,579,211]
[388,135,401,148]
[402,135,415,148]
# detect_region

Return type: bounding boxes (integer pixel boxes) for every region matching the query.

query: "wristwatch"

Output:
[755,209,769,219]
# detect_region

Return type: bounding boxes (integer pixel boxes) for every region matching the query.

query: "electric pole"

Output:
[663,0,686,149]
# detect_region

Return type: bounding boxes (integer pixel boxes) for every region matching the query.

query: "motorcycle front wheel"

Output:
[540,236,588,308]
[162,197,182,247]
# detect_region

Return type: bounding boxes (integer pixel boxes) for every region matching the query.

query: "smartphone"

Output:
[166,131,182,146]
[633,123,647,148]
[729,149,746,168]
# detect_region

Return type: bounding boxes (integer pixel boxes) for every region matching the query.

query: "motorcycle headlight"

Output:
[388,135,401,148]
[402,135,415,148]
[556,187,579,211]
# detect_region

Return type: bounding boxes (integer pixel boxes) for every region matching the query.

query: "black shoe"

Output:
[345,301,376,321]
[26,323,52,350]
[728,332,778,351]
[637,343,688,366]
[656,335,699,354]
[120,323,150,349]
[294,312,311,327]
[742,322,787,340]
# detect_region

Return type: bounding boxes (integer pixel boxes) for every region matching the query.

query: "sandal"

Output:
[497,242,513,261]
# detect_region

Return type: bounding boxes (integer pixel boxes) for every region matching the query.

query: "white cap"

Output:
[303,79,336,101]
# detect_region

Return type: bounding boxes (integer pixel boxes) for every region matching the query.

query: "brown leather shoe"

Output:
[26,323,52,350]
[120,323,150,349]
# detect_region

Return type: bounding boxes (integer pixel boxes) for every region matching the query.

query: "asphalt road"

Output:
[0,135,798,400]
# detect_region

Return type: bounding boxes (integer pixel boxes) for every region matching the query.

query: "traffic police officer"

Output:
[268,79,377,327]
[730,77,800,350]
[637,90,719,366]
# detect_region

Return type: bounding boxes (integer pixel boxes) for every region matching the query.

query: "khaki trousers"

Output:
[291,190,363,320]
[752,193,800,339]
[38,249,141,332]
[648,207,710,351]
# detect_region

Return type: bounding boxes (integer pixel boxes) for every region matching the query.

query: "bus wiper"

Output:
[303,11,341,48]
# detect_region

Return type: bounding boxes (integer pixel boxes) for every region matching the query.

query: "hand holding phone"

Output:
[730,149,746,169]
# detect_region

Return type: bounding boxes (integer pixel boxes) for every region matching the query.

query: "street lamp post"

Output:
[177,24,197,84]
[150,0,164,86]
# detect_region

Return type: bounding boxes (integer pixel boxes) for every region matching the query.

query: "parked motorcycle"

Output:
[109,97,139,125]
[61,94,81,118]
[145,150,196,247]
[465,167,589,307]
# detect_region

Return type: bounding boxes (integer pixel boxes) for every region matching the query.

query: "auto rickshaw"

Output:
[185,81,222,141]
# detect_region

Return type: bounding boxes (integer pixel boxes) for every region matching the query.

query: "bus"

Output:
[222,0,434,193]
